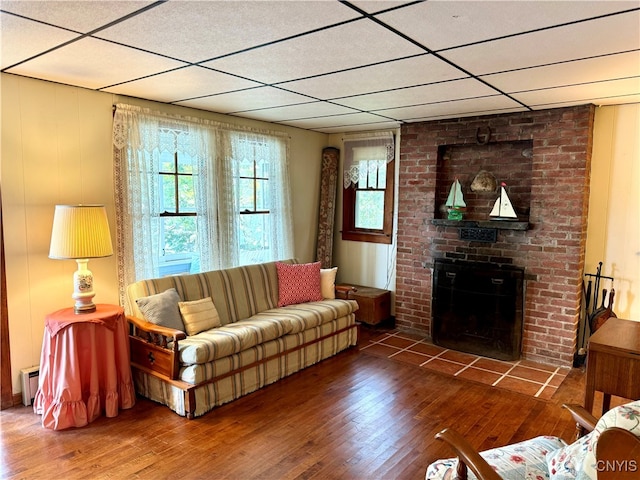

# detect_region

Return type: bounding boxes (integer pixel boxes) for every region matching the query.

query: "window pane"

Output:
[161,174,176,212]
[238,213,270,265]
[356,162,368,189]
[238,158,254,177]
[178,175,196,212]
[355,159,386,189]
[367,162,378,188]
[376,161,386,188]
[238,178,254,211]
[161,216,197,256]
[160,150,175,172]
[256,160,269,179]
[177,152,193,174]
[355,191,384,229]
[256,178,268,211]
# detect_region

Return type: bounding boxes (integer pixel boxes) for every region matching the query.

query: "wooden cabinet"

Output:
[585,318,640,415]
[337,285,391,326]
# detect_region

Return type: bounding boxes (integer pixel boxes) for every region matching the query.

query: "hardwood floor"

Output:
[0,327,614,480]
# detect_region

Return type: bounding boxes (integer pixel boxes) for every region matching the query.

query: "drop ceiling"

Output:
[2,0,639,133]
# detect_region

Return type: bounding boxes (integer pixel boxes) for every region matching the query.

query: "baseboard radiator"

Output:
[20,366,39,406]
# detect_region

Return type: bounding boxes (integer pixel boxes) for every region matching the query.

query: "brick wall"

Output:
[396,105,595,366]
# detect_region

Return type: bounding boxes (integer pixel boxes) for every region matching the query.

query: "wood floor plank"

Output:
[1,329,593,480]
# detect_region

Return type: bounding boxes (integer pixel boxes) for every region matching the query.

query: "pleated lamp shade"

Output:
[49,204,113,313]
[49,205,113,260]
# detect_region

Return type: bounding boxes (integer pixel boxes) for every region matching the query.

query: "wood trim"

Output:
[0,191,14,410]
[341,159,394,245]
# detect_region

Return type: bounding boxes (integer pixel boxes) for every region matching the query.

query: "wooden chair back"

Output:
[596,427,640,480]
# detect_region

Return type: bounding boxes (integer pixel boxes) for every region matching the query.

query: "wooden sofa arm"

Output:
[563,403,598,440]
[127,315,186,344]
[127,315,186,380]
[435,428,502,480]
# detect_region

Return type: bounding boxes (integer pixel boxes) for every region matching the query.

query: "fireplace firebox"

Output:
[432,259,524,361]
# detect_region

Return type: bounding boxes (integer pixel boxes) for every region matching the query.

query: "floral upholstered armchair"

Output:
[426,400,640,480]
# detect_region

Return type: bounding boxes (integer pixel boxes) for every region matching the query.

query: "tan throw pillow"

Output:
[178,297,221,336]
[320,267,338,299]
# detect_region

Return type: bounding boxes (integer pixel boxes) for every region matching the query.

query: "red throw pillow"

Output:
[276,261,323,307]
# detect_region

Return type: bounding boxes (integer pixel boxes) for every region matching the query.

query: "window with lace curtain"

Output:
[342,133,395,244]
[158,131,197,276]
[235,137,275,265]
[113,104,294,302]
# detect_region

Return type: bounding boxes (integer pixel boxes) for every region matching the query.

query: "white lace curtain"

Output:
[113,104,293,305]
[216,129,294,267]
[343,131,394,188]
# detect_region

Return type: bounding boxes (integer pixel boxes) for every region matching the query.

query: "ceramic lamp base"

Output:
[72,259,96,314]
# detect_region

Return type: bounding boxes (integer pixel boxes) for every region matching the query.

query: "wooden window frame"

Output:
[239,156,269,216]
[158,151,197,263]
[342,158,394,245]
[159,151,196,218]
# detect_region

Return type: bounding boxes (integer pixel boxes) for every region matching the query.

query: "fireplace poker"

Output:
[574,279,591,366]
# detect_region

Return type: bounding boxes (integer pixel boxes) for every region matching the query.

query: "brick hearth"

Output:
[395,105,595,366]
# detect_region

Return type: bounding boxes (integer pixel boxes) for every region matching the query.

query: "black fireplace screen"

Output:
[432,259,524,361]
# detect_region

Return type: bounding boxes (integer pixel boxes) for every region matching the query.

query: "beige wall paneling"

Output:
[587,104,640,321]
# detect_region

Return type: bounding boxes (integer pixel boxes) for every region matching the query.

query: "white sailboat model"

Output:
[490,182,518,220]
[446,178,466,220]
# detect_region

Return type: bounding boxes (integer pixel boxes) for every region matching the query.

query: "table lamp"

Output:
[49,204,114,314]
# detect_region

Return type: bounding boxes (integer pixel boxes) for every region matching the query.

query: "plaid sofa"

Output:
[126,260,359,418]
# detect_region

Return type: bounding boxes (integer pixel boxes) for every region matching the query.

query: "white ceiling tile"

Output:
[379,96,525,121]
[335,78,498,111]
[350,1,417,15]
[237,102,359,123]
[175,87,315,114]
[442,10,640,76]
[281,112,395,129]
[0,13,78,69]
[315,121,402,134]
[5,37,185,90]
[407,107,528,123]
[530,94,640,109]
[95,1,360,63]
[0,1,156,32]
[280,54,466,100]
[512,77,640,106]
[377,1,640,50]
[483,51,640,93]
[2,0,638,132]
[103,66,261,103]
[203,19,424,84]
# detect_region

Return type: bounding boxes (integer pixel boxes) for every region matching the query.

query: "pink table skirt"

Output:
[33,304,135,430]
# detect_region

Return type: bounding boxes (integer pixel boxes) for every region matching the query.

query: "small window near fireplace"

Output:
[342,134,395,244]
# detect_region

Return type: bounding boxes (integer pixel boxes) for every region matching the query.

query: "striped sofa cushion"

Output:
[178,317,293,365]
[253,299,358,334]
[176,299,358,365]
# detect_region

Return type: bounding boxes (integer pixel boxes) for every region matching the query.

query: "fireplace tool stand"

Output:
[574,262,615,367]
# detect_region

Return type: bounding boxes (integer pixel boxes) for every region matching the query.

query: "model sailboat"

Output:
[490,182,518,220]
[446,178,466,220]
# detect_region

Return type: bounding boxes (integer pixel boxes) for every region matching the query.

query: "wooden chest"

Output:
[337,285,391,325]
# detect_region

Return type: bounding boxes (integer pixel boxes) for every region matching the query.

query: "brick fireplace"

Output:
[395,105,595,366]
